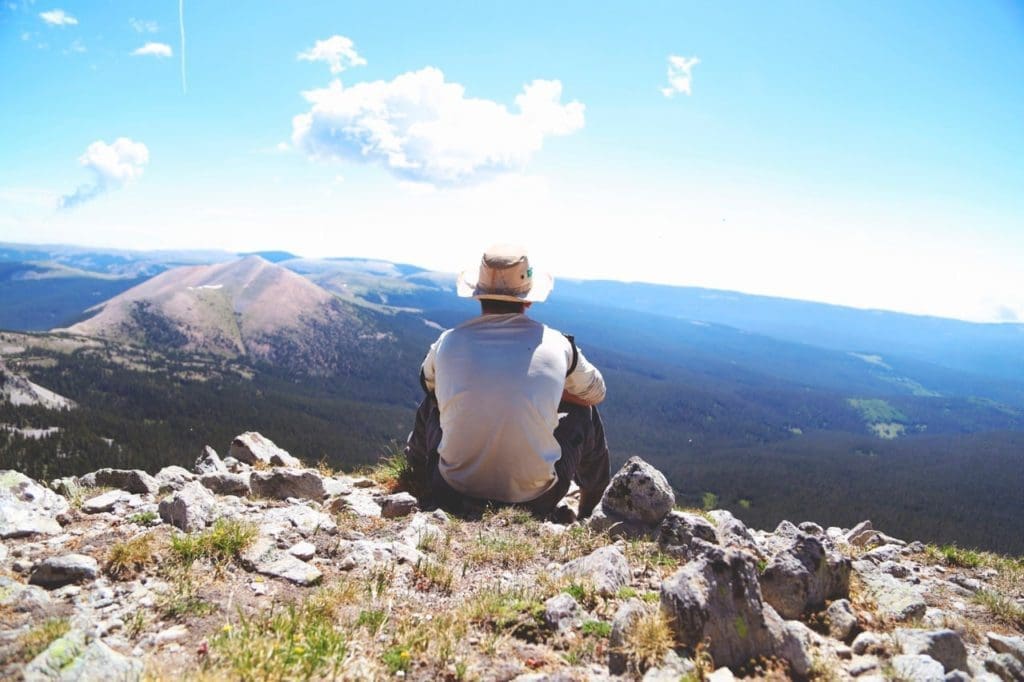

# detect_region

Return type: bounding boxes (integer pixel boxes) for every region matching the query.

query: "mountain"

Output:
[64,256,386,375]
[0,359,74,410]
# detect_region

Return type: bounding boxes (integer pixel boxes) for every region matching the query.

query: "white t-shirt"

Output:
[421,313,606,503]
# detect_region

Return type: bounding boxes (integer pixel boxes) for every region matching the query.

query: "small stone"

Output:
[894,629,967,673]
[29,553,99,588]
[288,542,316,561]
[561,546,630,597]
[848,656,880,676]
[350,477,376,488]
[199,471,251,496]
[852,632,889,656]
[230,432,301,467]
[88,468,160,495]
[154,466,195,492]
[987,632,1024,664]
[195,445,227,474]
[827,599,859,642]
[379,492,419,519]
[542,593,579,632]
[891,654,946,682]
[81,489,133,514]
[985,653,1024,681]
[240,537,322,586]
[158,481,221,531]
[154,624,189,646]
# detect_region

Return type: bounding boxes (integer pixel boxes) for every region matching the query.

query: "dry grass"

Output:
[623,609,674,672]
[106,532,160,579]
[15,617,70,663]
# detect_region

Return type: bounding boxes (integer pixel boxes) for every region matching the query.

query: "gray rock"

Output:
[659,545,779,670]
[847,656,880,676]
[852,631,890,656]
[158,481,220,532]
[0,470,68,538]
[799,521,824,535]
[23,629,142,681]
[250,469,325,501]
[846,520,877,546]
[609,599,648,675]
[199,471,251,496]
[88,468,160,495]
[773,616,815,678]
[154,465,194,492]
[878,560,911,578]
[892,654,946,682]
[543,593,580,632]
[80,489,133,514]
[856,570,927,622]
[229,432,301,467]
[950,575,984,592]
[599,457,674,525]
[827,598,859,642]
[0,576,54,616]
[862,544,904,563]
[336,539,422,570]
[263,504,337,537]
[29,554,99,588]
[195,445,227,474]
[239,537,322,585]
[641,650,697,681]
[322,477,354,497]
[895,629,967,673]
[288,542,316,561]
[985,653,1024,682]
[49,477,81,499]
[944,671,971,682]
[760,532,851,619]
[379,492,419,519]
[561,546,631,597]
[585,503,651,539]
[657,511,719,560]
[988,632,1024,665]
[707,509,764,558]
[326,489,381,517]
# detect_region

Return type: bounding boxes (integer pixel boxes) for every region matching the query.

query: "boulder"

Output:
[891,654,946,682]
[657,511,719,560]
[326,489,381,517]
[24,629,143,682]
[229,432,301,467]
[659,546,777,670]
[894,629,967,673]
[288,542,316,561]
[250,469,325,501]
[561,546,631,597]
[158,481,221,532]
[195,445,227,474]
[0,470,68,538]
[851,631,890,656]
[379,492,419,519]
[239,537,322,585]
[760,532,851,619]
[29,554,99,589]
[826,598,859,642]
[542,593,580,632]
[87,468,160,495]
[199,471,251,497]
[0,576,54,616]
[154,465,194,492]
[599,457,675,525]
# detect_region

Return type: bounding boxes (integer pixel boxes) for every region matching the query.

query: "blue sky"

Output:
[1,1,1022,322]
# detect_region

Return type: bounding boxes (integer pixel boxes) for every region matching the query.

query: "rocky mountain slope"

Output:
[63,256,384,375]
[1,441,1021,681]
[0,359,74,411]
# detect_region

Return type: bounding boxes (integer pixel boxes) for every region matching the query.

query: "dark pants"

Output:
[404,393,611,519]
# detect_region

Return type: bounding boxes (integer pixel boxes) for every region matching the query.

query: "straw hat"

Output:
[456,244,554,303]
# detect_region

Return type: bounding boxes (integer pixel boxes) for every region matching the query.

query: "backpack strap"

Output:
[563,334,578,377]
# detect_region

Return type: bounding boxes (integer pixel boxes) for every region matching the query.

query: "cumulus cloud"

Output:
[132,42,173,58]
[292,67,585,186]
[297,35,366,74]
[58,138,150,209]
[129,18,159,33]
[39,9,77,26]
[661,55,700,97]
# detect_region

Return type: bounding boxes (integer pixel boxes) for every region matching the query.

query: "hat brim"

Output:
[456,269,553,303]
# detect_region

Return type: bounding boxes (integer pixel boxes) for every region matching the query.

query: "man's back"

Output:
[424,314,574,503]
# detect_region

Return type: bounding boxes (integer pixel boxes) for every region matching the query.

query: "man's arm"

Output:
[420,335,442,393]
[563,345,606,406]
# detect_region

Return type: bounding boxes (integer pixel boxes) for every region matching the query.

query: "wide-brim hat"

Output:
[456,244,554,303]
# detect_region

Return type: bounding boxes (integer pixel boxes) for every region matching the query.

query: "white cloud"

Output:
[58,138,150,209]
[297,35,366,74]
[64,39,85,54]
[39,9,77,26]
[661,54,700,97]
[129,17,159,33]
[292,67,585,186]
[132,42,173,58]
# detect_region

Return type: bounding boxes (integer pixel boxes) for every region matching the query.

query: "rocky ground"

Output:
[1,433,1022,681]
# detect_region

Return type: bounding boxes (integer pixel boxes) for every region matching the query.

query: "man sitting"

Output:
[405,244,611,520]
